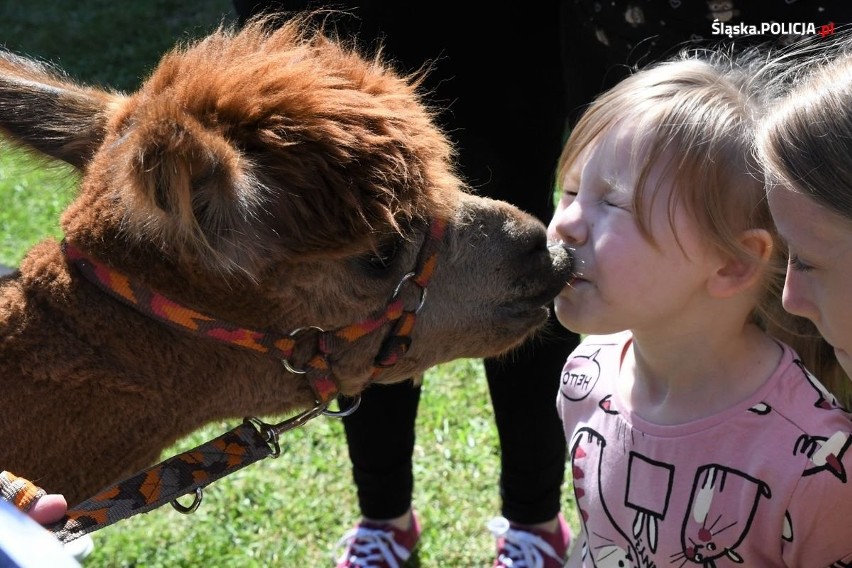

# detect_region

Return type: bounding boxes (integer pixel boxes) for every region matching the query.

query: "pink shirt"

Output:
[558,331,852,567]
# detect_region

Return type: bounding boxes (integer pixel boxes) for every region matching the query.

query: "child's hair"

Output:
[559,48,769,259]
[754,31,852,408]
[757,31,852,222]
[557,47,851,407]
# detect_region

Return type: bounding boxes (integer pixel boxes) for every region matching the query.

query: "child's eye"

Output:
[560,189,578,204]
[789,254,814,272]
[601,197,630,211]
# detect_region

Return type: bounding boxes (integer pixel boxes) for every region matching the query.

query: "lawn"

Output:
[0,3,578,566]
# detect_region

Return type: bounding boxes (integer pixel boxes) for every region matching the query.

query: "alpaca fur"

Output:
[0,15,572,506]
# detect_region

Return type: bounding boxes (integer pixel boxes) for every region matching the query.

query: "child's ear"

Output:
[707,229,773,299]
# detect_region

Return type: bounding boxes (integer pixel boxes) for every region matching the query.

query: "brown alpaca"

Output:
[0,15,571,506]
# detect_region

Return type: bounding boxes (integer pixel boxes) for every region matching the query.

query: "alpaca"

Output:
[0,15,572,506]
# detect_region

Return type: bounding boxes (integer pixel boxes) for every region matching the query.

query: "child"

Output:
[757,34,852,409]
[547,49,852,566]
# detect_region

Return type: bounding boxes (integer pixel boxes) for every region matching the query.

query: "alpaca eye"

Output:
[364,238,400,271]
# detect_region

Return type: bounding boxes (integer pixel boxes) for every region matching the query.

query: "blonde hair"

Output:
[558,49,770,258]
[558,48,851,407]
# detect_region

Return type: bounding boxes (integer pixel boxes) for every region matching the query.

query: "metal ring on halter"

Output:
[321,395,362,417]
[281,358,306,374]
[280,325,325,374]
[391,271,427,314]
[171,487,203,514]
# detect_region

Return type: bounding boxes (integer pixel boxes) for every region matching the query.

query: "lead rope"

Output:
[43,398,357,544]
[47,419,276,543]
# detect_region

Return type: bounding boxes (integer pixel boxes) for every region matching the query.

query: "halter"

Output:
[62,216,447,406]
[45,217,447,544]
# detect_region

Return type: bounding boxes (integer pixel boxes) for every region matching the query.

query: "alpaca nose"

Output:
[548,242,575,275]
[501,208,575,275]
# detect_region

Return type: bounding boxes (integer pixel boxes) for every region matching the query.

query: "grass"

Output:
[0,148,77,266]
[0,3,578,566]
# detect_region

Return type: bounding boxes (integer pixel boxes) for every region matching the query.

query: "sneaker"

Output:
[334,511,421,568]
[488,513,571,568]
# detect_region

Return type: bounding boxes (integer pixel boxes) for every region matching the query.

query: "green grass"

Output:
[0,0,238,265]
[0,147,77,266]
[0,3,578,566]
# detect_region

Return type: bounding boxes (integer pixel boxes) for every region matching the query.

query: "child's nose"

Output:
[782,270,818,322]
[548,200,587,246]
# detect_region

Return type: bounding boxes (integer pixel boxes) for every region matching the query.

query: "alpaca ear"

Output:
[0,50,121,169]
[124,110,271,275]
[707,229,773,299]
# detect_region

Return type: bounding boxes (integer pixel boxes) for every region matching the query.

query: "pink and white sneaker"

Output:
[334,512,421,568]
[489,513,571,568]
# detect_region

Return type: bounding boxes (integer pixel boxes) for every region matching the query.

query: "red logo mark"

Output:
[819,22,835,38]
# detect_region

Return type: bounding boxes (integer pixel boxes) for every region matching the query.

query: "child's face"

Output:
[768,187,852,377]
[547,123,721,337]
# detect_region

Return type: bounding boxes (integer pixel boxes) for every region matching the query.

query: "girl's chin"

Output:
[553,308,595,336]
[552,307,576,332]
[553,307,623,337]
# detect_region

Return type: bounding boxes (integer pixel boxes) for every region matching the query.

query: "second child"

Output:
[548,50,852,566]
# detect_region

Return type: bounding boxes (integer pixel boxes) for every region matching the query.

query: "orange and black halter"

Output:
[47,216,447,543]
[62,216,446,403]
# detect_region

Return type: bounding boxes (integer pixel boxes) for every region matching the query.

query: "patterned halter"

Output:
[62,216,447,404]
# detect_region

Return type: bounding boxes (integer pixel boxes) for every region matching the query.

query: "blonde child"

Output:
[548,49,852,566]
